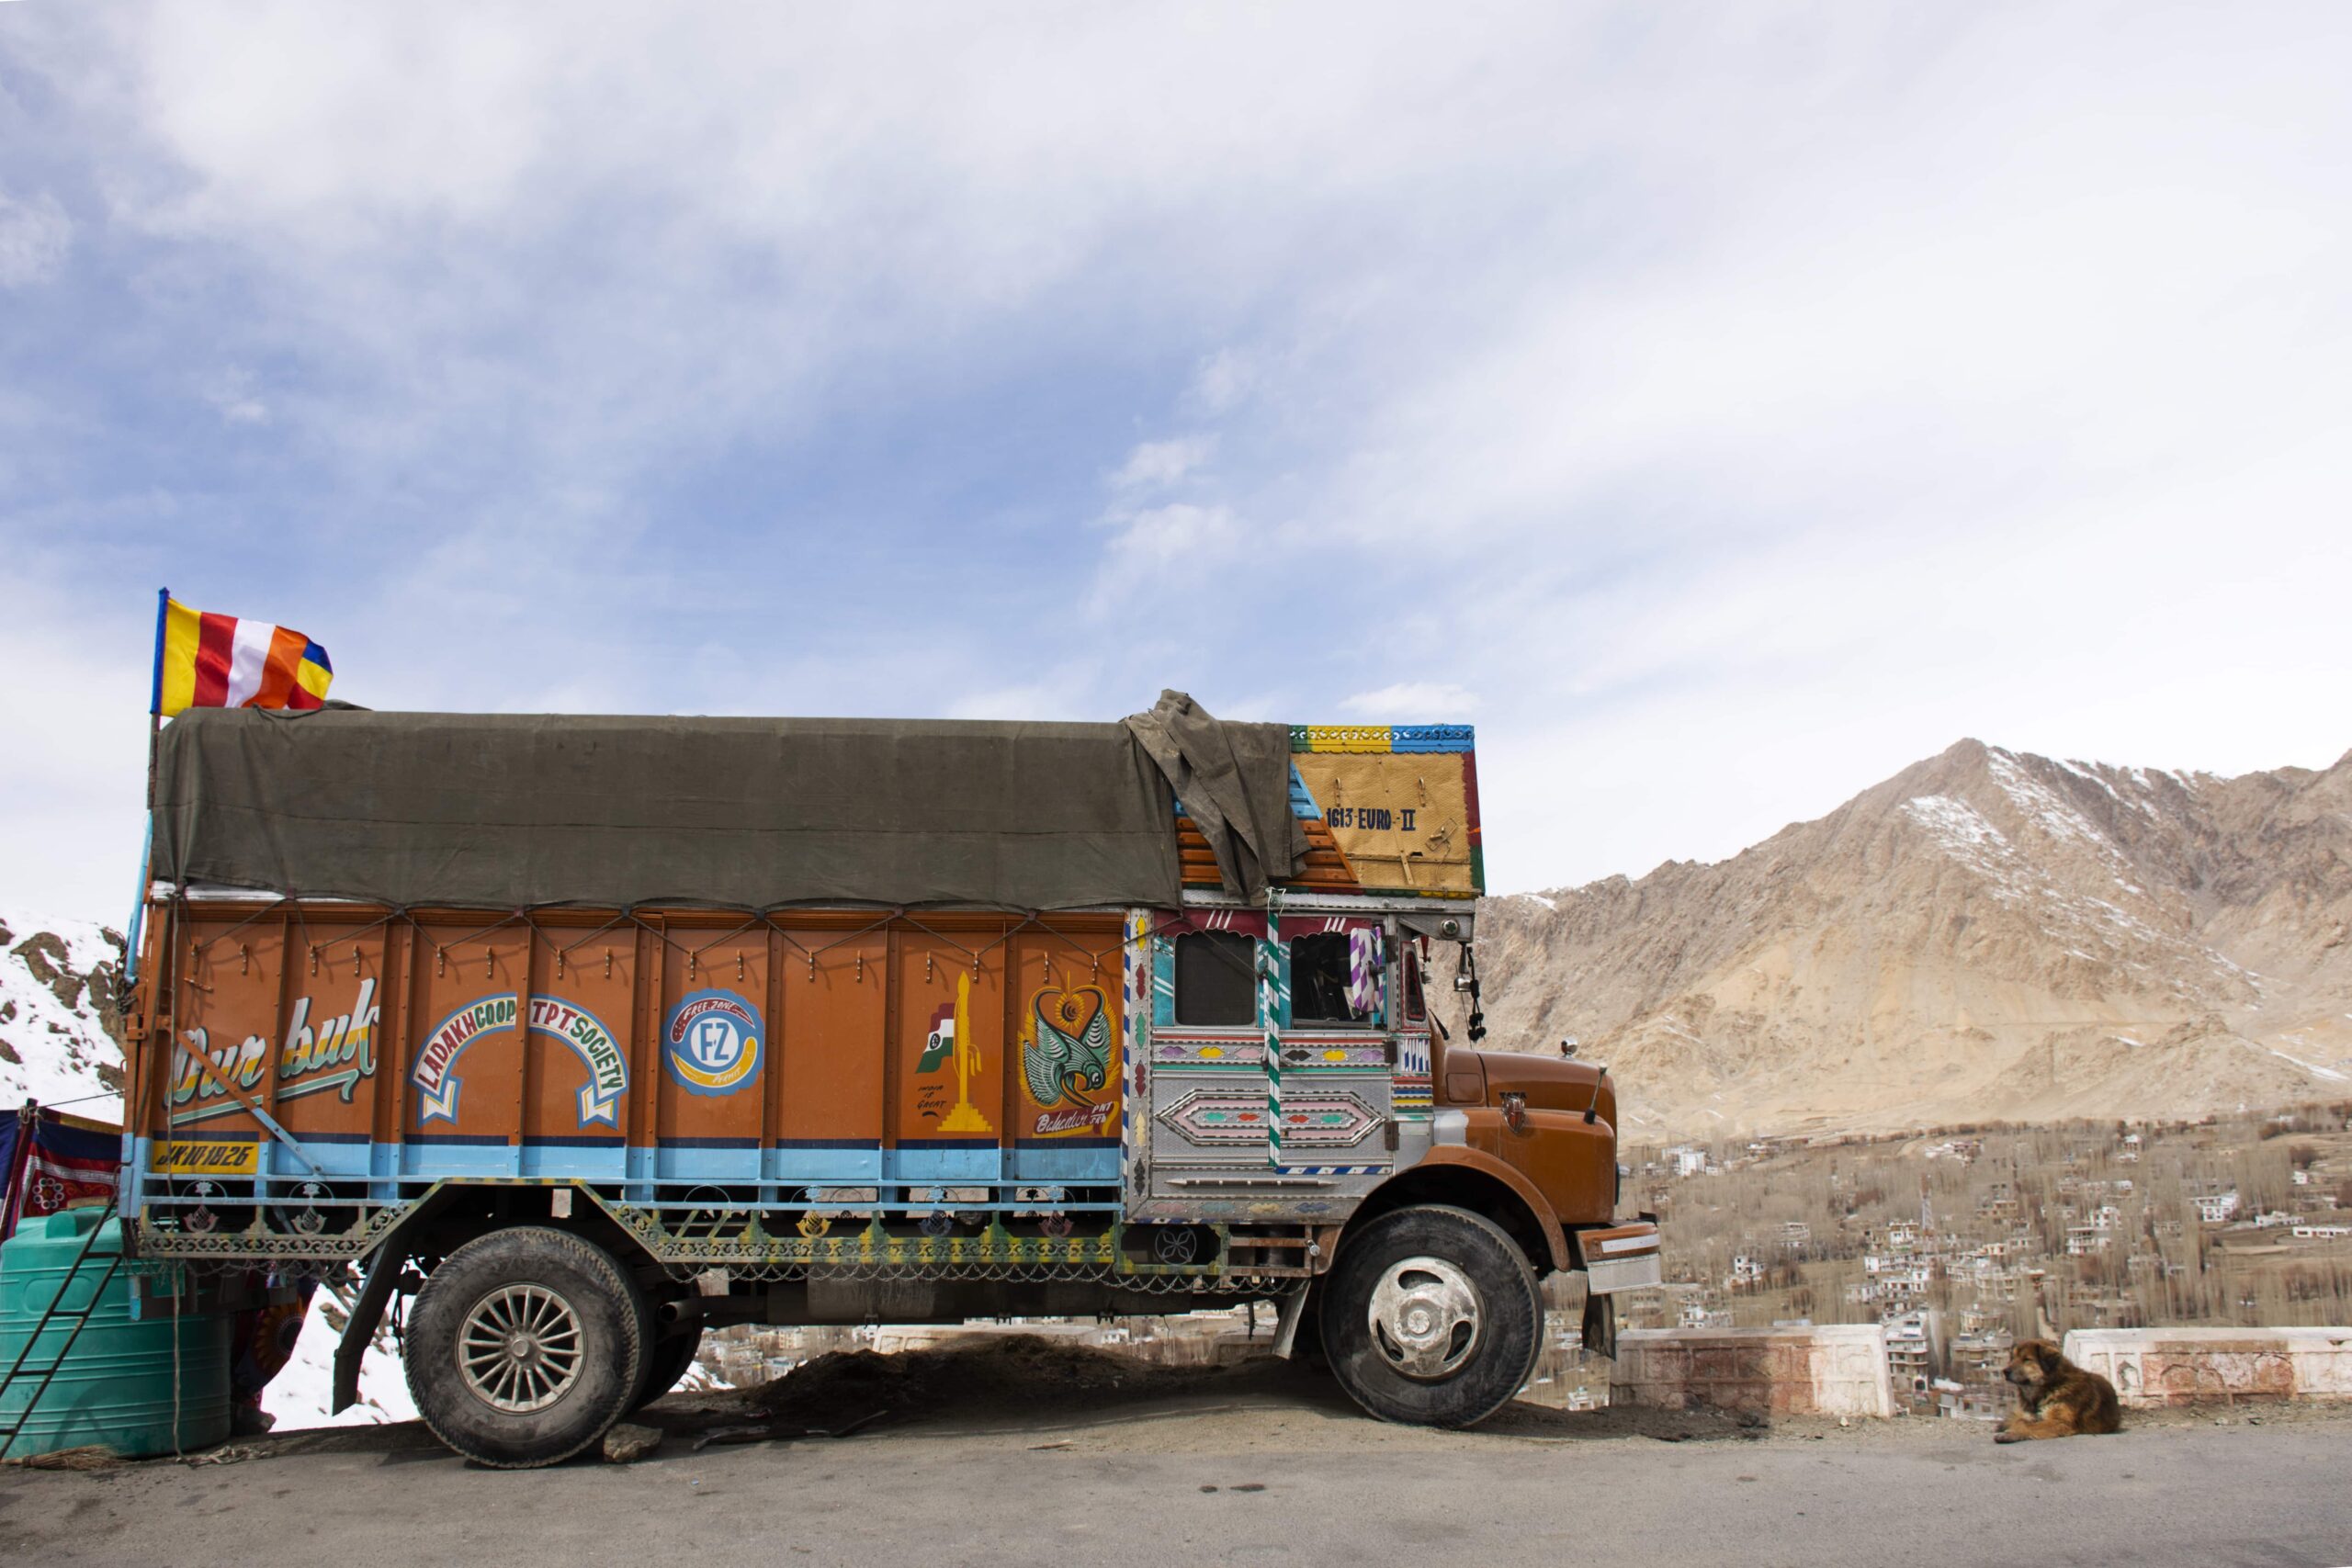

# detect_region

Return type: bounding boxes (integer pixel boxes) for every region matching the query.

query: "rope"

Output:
[169,1269,183,1460]
[28,1091,119,1111]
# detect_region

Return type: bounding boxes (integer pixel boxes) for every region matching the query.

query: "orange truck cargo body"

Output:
[141,908,1136,1202]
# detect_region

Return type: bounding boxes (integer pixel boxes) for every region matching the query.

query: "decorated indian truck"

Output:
[120,692,1657,1465]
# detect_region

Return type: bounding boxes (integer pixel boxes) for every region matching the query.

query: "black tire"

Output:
[405,1226,648,1468]
[1319,1204,1542,1428]
[630,1327,705,1412]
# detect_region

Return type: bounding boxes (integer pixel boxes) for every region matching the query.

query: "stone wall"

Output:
[1610,1325,1896,1419]
[2063,1328,2352,1408]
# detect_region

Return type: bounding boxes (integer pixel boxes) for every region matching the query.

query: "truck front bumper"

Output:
[1577,1220,1663,1293]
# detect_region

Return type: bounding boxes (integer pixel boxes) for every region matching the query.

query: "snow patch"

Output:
[1900,795,2035,904]
[1986,750,2135,851]
[263,1289,419,1432]
[2259,1043,2351,1084]
[1903,795,2007,850]
[0,903,126,1119]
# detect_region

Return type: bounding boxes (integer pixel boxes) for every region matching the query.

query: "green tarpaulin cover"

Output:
[152,692,1299,910]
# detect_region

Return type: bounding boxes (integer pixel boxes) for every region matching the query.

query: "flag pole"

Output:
[146,585,166,799]
[124,589,168,989]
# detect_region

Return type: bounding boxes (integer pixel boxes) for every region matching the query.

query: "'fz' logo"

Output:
[693,1018,735,1068]
[662,989,763,1096]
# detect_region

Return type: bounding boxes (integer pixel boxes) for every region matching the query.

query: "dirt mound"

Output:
[742,1335,1231,1427]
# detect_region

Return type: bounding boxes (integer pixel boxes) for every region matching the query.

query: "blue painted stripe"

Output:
[656,1143,758,1180]
[400,1142,518,1176]
[885,1146,1001,1181]
[1389,724,1475,753]
[525,1145,628,1179]
[770,1147,882,1181]
[1010,1147,1120,1182]
[1288,765,1321,820]
[135,1139,1136,1202]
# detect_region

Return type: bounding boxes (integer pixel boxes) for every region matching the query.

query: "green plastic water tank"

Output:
[0,1208,231,1459]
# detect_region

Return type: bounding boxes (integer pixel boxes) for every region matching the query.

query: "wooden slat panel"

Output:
[1175,818,1362,890]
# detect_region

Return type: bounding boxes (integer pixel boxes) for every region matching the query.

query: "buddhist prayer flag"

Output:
[151,592,333,716]
[0,1105,121,1242]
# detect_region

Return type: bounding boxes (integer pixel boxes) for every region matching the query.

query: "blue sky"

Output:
[5,4,2349,921]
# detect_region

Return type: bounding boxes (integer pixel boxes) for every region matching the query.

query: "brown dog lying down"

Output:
[1996,1338,2121,1442]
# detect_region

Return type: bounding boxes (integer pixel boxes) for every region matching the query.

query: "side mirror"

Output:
[1560,1037,1578,1058]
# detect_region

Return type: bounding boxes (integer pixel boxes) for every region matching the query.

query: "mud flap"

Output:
[1272,1287,1310,1359]
[1579,1289,1618,1361]
[332,1242,402,1415]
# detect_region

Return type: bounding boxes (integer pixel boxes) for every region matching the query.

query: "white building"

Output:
[2064,1225,2112,1257]
[2193,1190,2242,1224]
[1884,1311,1940,1394]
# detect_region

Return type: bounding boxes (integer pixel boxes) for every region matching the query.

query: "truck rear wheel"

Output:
[1320,1204,1542,1428]
[406,1226,647,1468]
[629,1326,705,1411]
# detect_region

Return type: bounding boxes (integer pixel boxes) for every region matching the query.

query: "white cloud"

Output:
[944,677,1092,723]
[0,572,154,923]
[0,189,72,287]
[5,3,2349,916]
[1186,348,1258,415]
[1110,435,1214,492]
[200,368,270,425]
[1339,682,1479,720]
[1089,502,1246,616]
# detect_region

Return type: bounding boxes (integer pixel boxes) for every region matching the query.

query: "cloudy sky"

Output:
[3,4,2347,922]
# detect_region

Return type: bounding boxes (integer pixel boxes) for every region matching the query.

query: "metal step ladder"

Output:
[0,1198,127,1460]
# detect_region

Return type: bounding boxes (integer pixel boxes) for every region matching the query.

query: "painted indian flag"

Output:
[151,592,333,716]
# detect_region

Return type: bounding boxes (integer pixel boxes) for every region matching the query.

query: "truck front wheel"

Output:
[406,1226,648,1467]
[1320,1204,1542,1428]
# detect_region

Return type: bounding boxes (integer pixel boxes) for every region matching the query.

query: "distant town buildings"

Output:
[1609,1104,2352,1416]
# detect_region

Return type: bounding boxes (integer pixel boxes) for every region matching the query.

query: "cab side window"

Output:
[1289,931,1377,1027]
[1171,931,1256,1025]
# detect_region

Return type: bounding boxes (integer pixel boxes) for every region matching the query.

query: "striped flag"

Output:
[151,592,334,716]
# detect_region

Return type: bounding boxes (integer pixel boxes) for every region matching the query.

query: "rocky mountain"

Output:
[1471,740,2352,1142]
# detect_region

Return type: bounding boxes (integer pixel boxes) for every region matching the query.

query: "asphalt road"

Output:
[4,1386,2347,1568]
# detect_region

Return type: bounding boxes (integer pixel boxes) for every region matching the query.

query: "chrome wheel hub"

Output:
[1368,1256,1483,1381]
[459,1282,584,1414]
